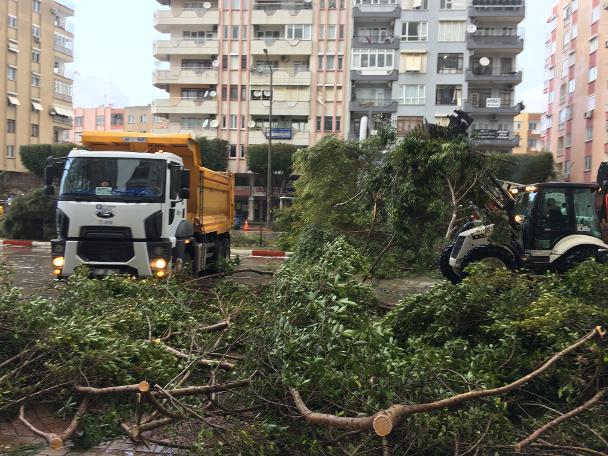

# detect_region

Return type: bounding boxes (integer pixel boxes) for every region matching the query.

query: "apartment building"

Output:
[543,0,605,182]
[513,112,543,154]
[152,0,524,219]
[0,0,74,181]
[69,105,169,143]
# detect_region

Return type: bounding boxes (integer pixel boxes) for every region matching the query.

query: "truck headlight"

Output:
[151,258,167,270]
[52,256,65,267]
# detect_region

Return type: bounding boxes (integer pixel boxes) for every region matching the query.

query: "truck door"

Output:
[168,164,187,236]
[533,187,572,250]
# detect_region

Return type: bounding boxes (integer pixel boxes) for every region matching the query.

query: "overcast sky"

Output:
[71,0,554,112]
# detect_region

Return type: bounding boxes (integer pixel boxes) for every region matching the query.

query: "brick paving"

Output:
[0,407,174,455]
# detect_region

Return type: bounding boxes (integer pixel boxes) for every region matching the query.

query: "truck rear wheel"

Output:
[439,243,461,284]
[460,245,516,277]
[554,246,598,273]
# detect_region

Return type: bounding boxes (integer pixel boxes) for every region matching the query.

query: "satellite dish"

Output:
[202,119,209,128]
[466,24,477,34]
[212,60,219,67]
[253,90,262,97]
[479,57,490,67]
[210,119,219,128]
[248,120,256,129]
[203,1,211,8]
[263,90,271,97]
[210,90,217,97]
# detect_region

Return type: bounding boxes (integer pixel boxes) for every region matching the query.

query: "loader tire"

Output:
[439,243,461,285]
[460,245,515,277]
[554,246,598,274]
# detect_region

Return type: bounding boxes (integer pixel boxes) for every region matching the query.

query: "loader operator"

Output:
[546,198,565,229]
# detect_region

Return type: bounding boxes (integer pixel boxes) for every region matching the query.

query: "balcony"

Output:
[249,67,312,85]
[467,34,524,53]
[468,1,525,21]
[154,8,219,32]
[471,130,520,148]
[464,100,524,116]
[465,70,522,85]
[153,98,218,115]
[251,2,313,24]
[250,38,312,55]
[154,39,219,60]
[249,100,310,116]
[54,44,73,57]
[350,98,397,113]
[163,122,218,136]
[352,0,400,18]
[351,69,398,81]
[352,36,399,49]
[153,68,219,87]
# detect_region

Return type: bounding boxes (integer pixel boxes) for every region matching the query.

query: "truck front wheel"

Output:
[459,245,516,277]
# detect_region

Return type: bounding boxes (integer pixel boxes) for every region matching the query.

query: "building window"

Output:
[437,53,463,74]
[590,37,598,54]
[32,25,40,39]
[584,156,592,171]
[8,15,17,28]
[240,115,246,130]
[587,95,596,111]
[221,115,227,129]
[96,116,105,126]
[401,22,428,42]
[127,115,134,124]
[7,66,16,81]
[592,5,600,24]
[32,50,40,63]
[31,124,39,137]
[6,119,16,133]
[6,145,15,159]
[435,85,462,105]
[319,54,336,70]
[111,114,123,126]
[240,145,246,158]
[230,85,238,99]
[399,84,425,105]
[316,116,322,131]
[75,116,83,127]
[31,74,40,87]
[527,139,537,148]
[351,49,394,70]
[586,126,593,141]
[440,0,465,9]
[568,79,575,93]
[402,0,428,9]
[589,66,598,82]
[140,115,147,123]
[230,114,237,130]
[438,21,466,42]
[396,116,423,136]
[320,25,337,40]
[528,122,537,131]
[54,80,73,98]
[400,52,426,72]
[285,24,311,40]
[229,144,237,158]
[33,0,41,12]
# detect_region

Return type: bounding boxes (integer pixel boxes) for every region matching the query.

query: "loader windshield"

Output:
[514,189,537,218]
[59,157,165,202]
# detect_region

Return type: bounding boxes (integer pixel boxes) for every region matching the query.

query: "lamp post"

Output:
[263,48,273,228]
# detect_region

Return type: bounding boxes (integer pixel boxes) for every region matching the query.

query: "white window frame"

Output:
[568,79,575,93]
[351,49,395,70]
[6,145,15,159]
[285,24,311,40]
[32,25,40,39]
[440,0,465,10]
[590,36,598,54]
[7,66,17,81]
[401,22,428,42]
[8,15,17,28]
[31,74,40,87]
[592,5,600,24]
[399,84,425,105]
[589,66,597,82]
[33,0,41,13]
[230,114,238,130]
[587,95,596,111]
[438,21,466,42]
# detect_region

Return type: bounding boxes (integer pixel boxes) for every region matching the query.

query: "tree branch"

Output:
[289,328,603,436]
[160,344,234,370]
[514,388,608,453]
[74,381,150,395]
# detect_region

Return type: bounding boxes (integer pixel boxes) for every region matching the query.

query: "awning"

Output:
[8,43,19,53]
[52,105,73,118]
[7,95,20,106]
[32,100,43,111]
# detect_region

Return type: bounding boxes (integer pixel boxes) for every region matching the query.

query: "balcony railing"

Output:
[54,44,73,56]
[468,34,524,46]
[352,98,395,107]
[253,1,312,9]
[353,0,397,5]
[470,0,524,11]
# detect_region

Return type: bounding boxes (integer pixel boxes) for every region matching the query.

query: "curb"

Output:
[251,249,288,258]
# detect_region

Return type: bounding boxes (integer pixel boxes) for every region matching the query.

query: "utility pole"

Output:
[263,49,273,228]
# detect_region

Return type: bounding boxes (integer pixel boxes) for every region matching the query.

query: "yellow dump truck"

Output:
[44,132,234,278]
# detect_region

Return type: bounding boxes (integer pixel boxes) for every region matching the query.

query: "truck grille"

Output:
[451,236,465,259]
[77,226,134,263]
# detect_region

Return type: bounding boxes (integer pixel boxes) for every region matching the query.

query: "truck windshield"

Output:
[59,157,165,202]
[514,190,537,218]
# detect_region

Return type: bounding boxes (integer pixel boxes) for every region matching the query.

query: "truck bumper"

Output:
[53,239,172,278]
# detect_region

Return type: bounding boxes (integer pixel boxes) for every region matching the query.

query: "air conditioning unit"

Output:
[33,36,40,43]
[50,7,58,14]
[584,110,594,118]
[212,25,218,32]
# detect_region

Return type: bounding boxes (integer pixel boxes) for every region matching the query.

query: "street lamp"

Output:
[263,48,273,228]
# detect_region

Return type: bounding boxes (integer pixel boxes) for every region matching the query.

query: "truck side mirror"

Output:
[44,160,58,198]
[44,185,55,197]
[179,169,190,200]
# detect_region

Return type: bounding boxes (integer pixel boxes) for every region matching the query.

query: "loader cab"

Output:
[512,183,601,251]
